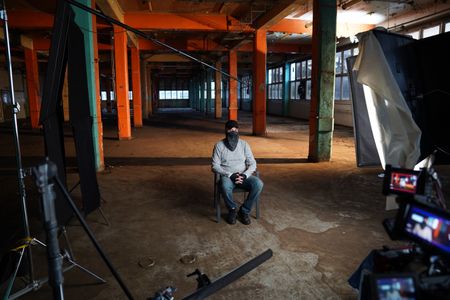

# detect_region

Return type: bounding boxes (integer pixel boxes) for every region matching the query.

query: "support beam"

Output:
[141,62,149,119]
[72,0,105,170]
[24,46,41,129]
[254,0,302,30]
[228,50,238,121]
[125,13,253,32]
[96,0,138,48]
[131,46,143,127]
[215,61,222,119]
[106,78,112,113]
[206,69,212,114]
[63,67,69,121]
[8,11,54,29]
[146,65,153,116]
[283,62,290,116]
[308,0,337,162]
[113,24,132,140]
[268,19,310,34]
[92,0,105,170]
[252,29,267,136]
[20,35,33,50]
[200,71,205,113]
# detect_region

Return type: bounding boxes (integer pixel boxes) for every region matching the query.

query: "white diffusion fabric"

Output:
[353,31,421,169]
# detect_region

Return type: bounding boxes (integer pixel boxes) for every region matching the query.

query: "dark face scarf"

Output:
[225,131,239,151]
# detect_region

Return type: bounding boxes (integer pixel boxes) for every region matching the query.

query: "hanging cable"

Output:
[65,0,248,87]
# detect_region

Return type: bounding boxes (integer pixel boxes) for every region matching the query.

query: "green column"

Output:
[308,0,337,162]
[283,63,290,116]
[71,0,101,170]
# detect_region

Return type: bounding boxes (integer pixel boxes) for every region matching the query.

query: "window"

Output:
[158,78,190,100]
[267,66,283,101]
[101,91,107,101]
[128,91,133,100]
[334,47,358,101]
[445,22,450,32]
[289,60,312,101]
[408,31,420,40]
[422,25,440,38]
[240,74,252,100]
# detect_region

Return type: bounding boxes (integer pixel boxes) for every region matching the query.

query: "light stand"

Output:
[1,2,106,298]
[31,161,64,300]
[0,0,35,286]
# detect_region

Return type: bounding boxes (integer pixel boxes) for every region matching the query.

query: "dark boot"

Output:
[226,209,237,225]
[238,208,251,225]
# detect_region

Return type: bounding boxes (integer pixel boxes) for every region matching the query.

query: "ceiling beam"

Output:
[20,35,34,49]
[96,0,138,48]
[144,54,191,62]
[8,10,55,29]
[253,0,304,30]
[125,13,254,32]
[268,19,311,34]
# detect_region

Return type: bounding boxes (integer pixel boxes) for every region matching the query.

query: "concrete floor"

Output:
[1,111,449,299]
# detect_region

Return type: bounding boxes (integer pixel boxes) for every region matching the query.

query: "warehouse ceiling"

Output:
[3,0,450,76]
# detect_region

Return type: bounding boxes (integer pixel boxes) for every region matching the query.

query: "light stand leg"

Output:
[61,227,74,259]
[3,248,25,299]
[60,228,106,283]
[68,180,81,194]
[54,176,134,299]
[62,250,106,283]
[4,240,48,300]
[68,180,110,226]
[0,0,34,284]
[98,207,110,226]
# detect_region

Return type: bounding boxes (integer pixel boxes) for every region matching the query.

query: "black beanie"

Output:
[225,120,239,130]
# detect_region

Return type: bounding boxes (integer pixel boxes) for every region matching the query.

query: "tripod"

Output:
[3,172,107,300]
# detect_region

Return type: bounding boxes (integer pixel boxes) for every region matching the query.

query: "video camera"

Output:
[356,163,450,300]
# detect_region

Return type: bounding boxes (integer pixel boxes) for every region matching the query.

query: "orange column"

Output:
[92,0,104,170]
[252,29,267,136]
[228,50,238,121]
[24,47,40,129]
[113,24,131,139]
[131,46,143,127]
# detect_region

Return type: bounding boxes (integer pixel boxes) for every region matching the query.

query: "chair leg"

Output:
[216,192,221,223]
[256,201,260,219]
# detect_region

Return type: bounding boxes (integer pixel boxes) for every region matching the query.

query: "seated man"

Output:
[211,120,264,225]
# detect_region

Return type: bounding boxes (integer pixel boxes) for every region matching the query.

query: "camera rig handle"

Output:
[187,269,211,289]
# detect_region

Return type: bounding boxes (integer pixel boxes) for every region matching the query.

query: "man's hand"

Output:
[230,172,240,183]
[234,173,246,185]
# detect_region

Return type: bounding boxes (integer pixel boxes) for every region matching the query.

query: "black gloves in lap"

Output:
[230,172,247,184]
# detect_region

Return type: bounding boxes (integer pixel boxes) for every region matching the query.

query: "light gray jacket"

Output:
[211,139,257,178]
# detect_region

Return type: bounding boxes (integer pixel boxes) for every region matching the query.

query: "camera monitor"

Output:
[371,273,418,300]
[383,165,423,196]
[403,202,450,256]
